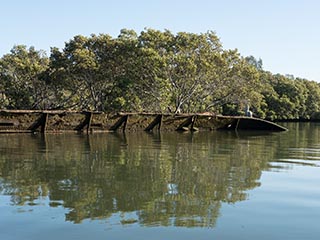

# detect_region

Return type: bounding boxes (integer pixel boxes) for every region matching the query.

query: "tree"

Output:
[260,74,309,120]
[48,31,142,112]
[206,50,262,114]
[164,31,223,113]
[298,79,320,119]
[135,29,261,113]
[0,45,49,109]
[245,55,263,71]
[49,35,107,110]
[133,29,174,112]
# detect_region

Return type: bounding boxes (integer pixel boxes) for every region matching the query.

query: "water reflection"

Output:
[0,125,315,227]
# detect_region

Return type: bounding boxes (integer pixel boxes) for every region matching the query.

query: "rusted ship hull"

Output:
[0,110,287,133]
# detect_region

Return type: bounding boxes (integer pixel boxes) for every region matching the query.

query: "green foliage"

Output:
[260,73,316,120]
[245,55,263,70]
[1,29,320,120]
[0,45,49,109]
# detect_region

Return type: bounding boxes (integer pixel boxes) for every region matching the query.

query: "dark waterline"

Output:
[1,122,320,239]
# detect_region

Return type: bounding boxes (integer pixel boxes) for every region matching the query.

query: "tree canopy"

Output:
[1,28,320,120]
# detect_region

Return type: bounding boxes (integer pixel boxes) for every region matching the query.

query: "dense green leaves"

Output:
[0,45,49,109]
[258,71,319,120]
[1,29,320,119]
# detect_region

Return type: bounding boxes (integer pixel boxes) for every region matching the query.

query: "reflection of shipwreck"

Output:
[0,110,287,133]
[0,130,280,226]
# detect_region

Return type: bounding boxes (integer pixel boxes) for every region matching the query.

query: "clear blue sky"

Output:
[1,0,320,81]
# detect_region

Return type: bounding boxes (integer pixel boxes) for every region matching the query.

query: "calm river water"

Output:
[0,122,320,240]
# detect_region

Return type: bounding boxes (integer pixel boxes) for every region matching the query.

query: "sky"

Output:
[1,0,320,81]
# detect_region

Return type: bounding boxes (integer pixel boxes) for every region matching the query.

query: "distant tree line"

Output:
[1,29,320,120]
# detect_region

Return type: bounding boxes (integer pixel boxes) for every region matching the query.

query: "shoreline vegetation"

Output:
[1,29,320,121]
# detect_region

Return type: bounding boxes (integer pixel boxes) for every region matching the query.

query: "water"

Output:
[0,122,319,239]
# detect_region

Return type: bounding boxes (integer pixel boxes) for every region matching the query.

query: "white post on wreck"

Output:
[244,100,253,117]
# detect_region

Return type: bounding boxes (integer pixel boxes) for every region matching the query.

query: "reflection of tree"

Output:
[0,128,303,227]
